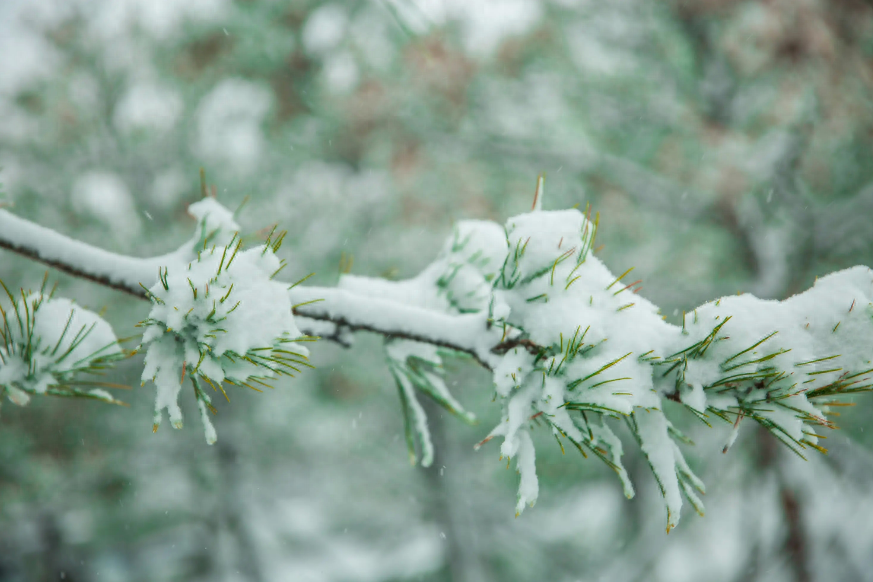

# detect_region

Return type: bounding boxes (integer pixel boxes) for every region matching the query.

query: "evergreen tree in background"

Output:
[2,1,873,581]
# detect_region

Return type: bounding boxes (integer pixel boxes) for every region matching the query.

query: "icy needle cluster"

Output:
[661,268,873,458]
[0,282,125,409]
[138,199,313,444]
[482,206,873,529]
[484,207,701,526]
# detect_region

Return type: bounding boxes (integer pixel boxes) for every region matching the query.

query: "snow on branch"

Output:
[0,206,193,297]
[1,181,872,532]
[138,228,314,443]
[337,179,873,531]
[0,277,127,409]
[0,203,504,362]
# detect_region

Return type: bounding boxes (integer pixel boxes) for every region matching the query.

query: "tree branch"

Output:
[0,209,504,369]
[0,209,187,297]
[289,287,501,368]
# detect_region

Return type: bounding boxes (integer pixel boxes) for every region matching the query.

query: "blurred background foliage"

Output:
[2,0,873,581]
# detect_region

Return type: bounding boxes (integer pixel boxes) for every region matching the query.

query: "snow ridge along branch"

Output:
[0,205,503,365]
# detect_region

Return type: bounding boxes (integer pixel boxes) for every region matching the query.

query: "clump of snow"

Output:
[186,196,239,248]
[479,201,697,522]
[0,195,224,298]
[0,289,124,407]
[633,410,704,532]
[138,208,311,444]
[514,430,538,515]
[196,391,217,445]
[660,265,873,458]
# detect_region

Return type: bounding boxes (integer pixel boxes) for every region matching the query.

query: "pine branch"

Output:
[0,209,167,298]
[0,209,505,367]
[5,189,872,530]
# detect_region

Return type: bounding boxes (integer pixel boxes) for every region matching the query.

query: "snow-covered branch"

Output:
[0,207,182,297]
[0,205,502,365]
[2,183,872,533]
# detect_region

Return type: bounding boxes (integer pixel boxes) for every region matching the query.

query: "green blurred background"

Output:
[2,0,873,580]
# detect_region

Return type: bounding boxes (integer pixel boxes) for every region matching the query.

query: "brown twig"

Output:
[491,338,540,356]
